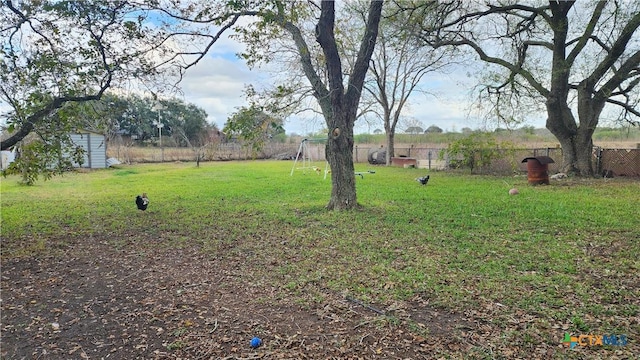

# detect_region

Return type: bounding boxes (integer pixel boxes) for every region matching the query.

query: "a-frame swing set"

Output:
[290,138,375,179]
[290,138,329,177]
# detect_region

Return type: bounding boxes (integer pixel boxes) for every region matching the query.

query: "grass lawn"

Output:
[1,160,638,359]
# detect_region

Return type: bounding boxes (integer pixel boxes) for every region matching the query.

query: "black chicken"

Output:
[136,193,149,211]
[416,175,430,185]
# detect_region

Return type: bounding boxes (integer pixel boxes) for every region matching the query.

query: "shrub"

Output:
[440,132,516,173]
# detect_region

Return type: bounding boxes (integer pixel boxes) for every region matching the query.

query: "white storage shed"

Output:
[70,131,107,169]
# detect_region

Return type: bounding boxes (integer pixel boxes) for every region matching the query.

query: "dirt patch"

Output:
[4,233,636,359]
[2,236,476,359]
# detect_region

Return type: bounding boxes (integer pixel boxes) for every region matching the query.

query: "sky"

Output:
[169,2,637,135]
[3,2,631,138]
[173,30,536,136]
[0,5,547,138]
[177,50,511,136]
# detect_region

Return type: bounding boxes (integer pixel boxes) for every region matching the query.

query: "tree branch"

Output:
[432,38,549,98]
[345,0,383,120]
[586,10,640,89]
[315,0,344,110]
[279,13,331,117]
[596,50,640,101]
[1,93,106,150]
[606,97,640,118]
[566,1,607,65]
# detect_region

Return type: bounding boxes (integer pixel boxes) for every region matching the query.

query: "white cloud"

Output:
[179,55,257,127]
[168,14,488,135]
[174,37,527,135]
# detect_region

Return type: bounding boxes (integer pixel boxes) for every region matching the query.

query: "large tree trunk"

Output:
[326,111,357,210]
[546,100,600,176]
[544,2,595,177]
[314,0,382,210]
[574,127,595,176]
[546,70,608,177]
[549,129,595,176]
[545,101,596,176]
[385,129,395,166]
[283,1,381,209]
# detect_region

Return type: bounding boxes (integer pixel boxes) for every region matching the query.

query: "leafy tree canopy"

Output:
[425,125,443,134]
[0,0,178,182]
[224,105,284,152]
[412,0,640,175]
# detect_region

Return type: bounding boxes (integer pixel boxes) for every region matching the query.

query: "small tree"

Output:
[5,135,85,186]
[425,125,443,133]
[350,1,452,166]
[405,126,424,134]
[224,106,284,156]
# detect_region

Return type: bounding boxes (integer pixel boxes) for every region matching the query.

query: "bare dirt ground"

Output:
[4,229,637,359]
[2,235,478,360]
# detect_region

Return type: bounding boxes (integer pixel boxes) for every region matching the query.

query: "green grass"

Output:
[2,160,639,356]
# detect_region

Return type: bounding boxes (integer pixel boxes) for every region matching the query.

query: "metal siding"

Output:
[70,132,106,168]
[90,133,107,168]
[70,134,90,167]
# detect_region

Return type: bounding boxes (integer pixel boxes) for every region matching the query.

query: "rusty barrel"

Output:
[521,156,555,185]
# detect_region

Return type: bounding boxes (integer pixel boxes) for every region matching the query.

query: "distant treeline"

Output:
[347,127,640,145]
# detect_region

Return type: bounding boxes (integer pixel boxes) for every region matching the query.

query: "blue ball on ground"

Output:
[250,337,262,348]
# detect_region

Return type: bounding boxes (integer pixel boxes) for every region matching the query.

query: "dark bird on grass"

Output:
[136,193,149,211]
[416,175,430,185]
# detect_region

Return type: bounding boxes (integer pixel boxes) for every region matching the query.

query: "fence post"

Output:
[594,146,602,175]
